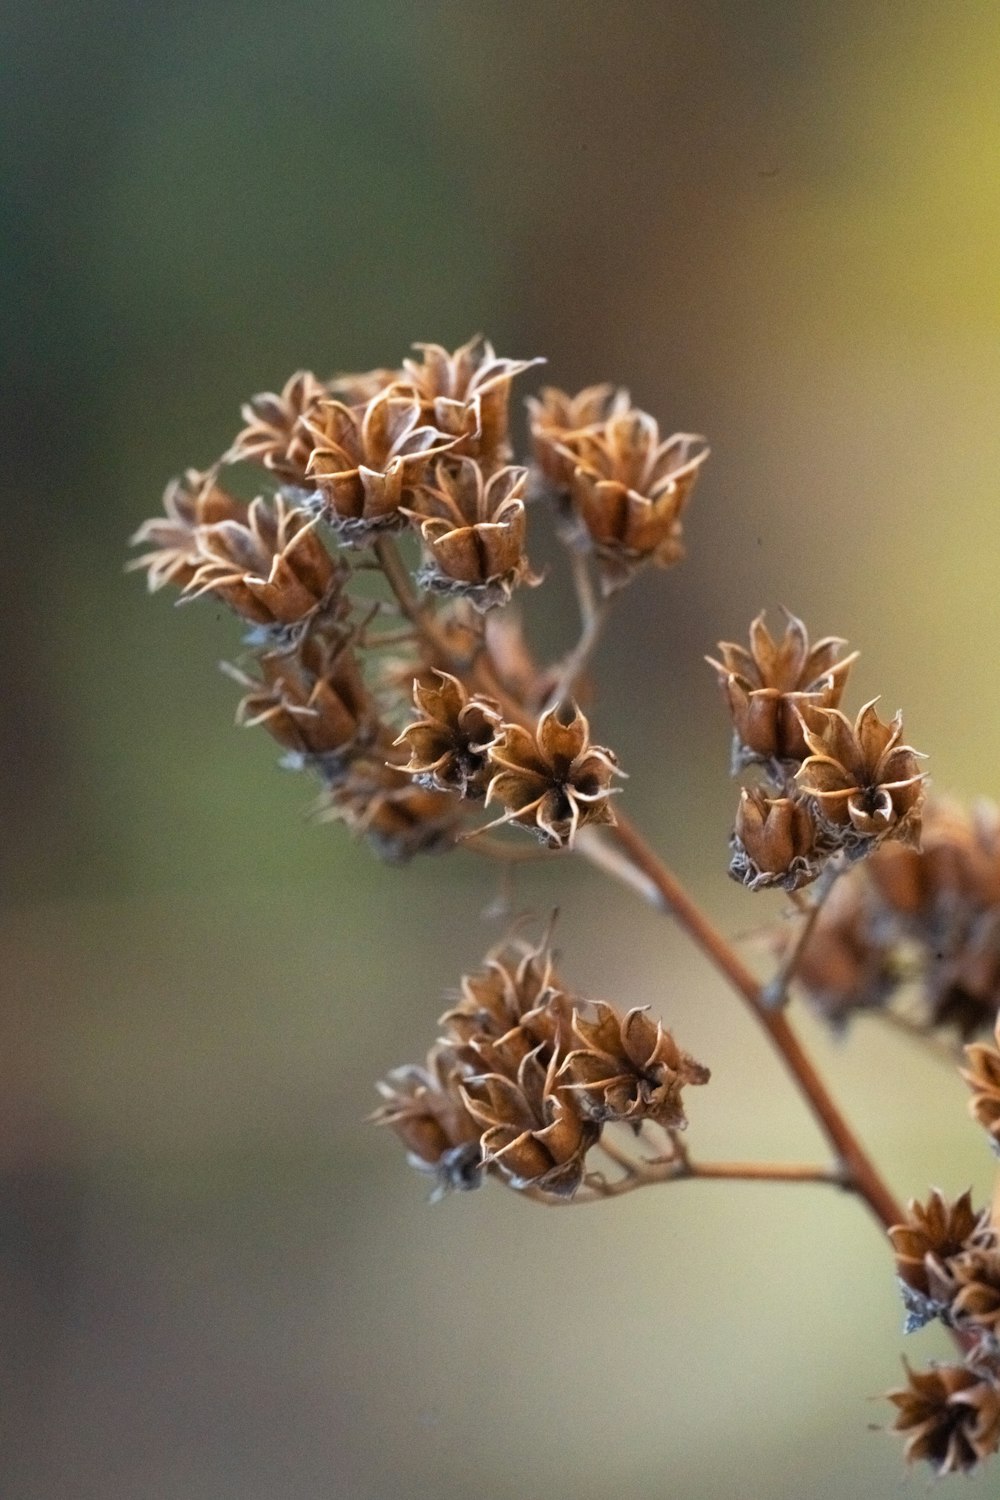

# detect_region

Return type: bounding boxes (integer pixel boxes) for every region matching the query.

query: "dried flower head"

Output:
[483,705,622,848]
[556,412,708,589]
[889,1189,995,1330]
[439,931,568,1049]
[461,1041,597,1197]
[558,1002,709,1130]
[322,753,461,861]
[181,496,343,629]
[963,1018,1000,1154]
[128,470,248,593]
[887,1360,1000,1474]
[227,370,331,486]
[401,336,543,465]
[795,699,926,850]
[526,383,632,489]
[729,787,827,892]
[408,459,537,610]
[395,672,500,797]
[303,389,453,544]
[707,610,859,769]
[372,1043,482,1200]
[230,636,374,769]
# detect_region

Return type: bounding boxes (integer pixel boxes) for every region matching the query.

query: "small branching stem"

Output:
[581,810,906,1234]
[525,1154,845,1207]
[761,854,845,1010]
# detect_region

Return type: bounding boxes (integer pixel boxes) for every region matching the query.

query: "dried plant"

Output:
[131,334,1000,1476]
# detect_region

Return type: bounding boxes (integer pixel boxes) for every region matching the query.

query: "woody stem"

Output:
[581,810,905,1233]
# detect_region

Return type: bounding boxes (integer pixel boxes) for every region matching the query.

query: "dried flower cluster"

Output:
[788,797,1000,1037]
[133,333,1000,1480]
[708,610,926,894]
[373,933,709,1200]
[129,337,701,857]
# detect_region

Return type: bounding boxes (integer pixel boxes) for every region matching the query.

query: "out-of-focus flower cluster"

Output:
[131,338,705,858]
[708,610,926,896]
[372,932,708,1200]
[884,1037,1000,1476]
[789,797,1000,1038]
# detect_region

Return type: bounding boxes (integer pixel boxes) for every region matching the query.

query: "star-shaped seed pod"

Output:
[887,1360,1000,1475]
[706,610,859,769]
[181,496,344,629]
[889,1189,996,1331]
[962,1018,1000,1154]
[483,705,622,849]
[729,787,829,892]
[400,336,544,466]
[227,370,331,487]
[229,636,375,768]
[460,1044,598,1198]
[553,410,708,591]
[394,672,501,798]
[526,383,632,490]
[128,469,248,593]
[438,930,577,1061]
[372,1043,483,1200]
[303,388,455,544]
[408,460,538,610]
[795,699,927,851]
[557,1002,709,1130]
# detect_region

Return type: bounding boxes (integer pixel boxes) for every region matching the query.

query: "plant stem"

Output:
[580,810,905,1233]
[526,1154,844,1206]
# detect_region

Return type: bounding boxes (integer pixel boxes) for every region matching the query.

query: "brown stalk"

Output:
[582,810,906,1234]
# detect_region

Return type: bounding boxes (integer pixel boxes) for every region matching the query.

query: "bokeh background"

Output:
[6,2,1000,1495]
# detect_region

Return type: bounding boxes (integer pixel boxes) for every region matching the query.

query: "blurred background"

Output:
[6,1,1000,1495]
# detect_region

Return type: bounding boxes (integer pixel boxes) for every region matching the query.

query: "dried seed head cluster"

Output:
[886,1182,1000,1472]
[372,932,709,1201]
[708,610,926,894]
[130,338,692,858]
[790,797,1000,1037]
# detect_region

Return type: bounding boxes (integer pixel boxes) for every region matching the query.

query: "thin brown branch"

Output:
[578,810,906,1233]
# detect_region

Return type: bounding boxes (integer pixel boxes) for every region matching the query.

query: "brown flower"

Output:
[182,496,343,628]
[439,932,574,1055]
[304,389,454,543]
[322,752,461,861]
[409,459,537,610]
[558,1002,709,1130]
[963,1019,1000,1153]
[395,672,501,797]
[227,370,330,486]
[460,1042,597,1197]
[706,610,858,768]
[401,336,543,465]
[555,411,708,589]
[889,1189,995,1330]
[526,383,632,489]
[372,1043,482,1199]
[128,470,247,593]
[483,705,622,848]
[729,787,827,892]
[795,699,926,849]
[887,1360,1000,1474]
[947,1249,1000,1336]
[230,636,375,768]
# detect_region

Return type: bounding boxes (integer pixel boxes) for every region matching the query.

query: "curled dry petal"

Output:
[527,383,633,488]
[461,1045,597,1197]
[372,1043,482,1199]
[558,1001,709,1129]
[887,1360,1000,1474]
[729,787,828,892]
[795,698,927,849]
[706,609,859,767]
[227,370,331,485]
[128,470,248,593]
[408,459,539,610]
[401,336,544,465]
[483,705,622,848]
[395,671,501,797]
